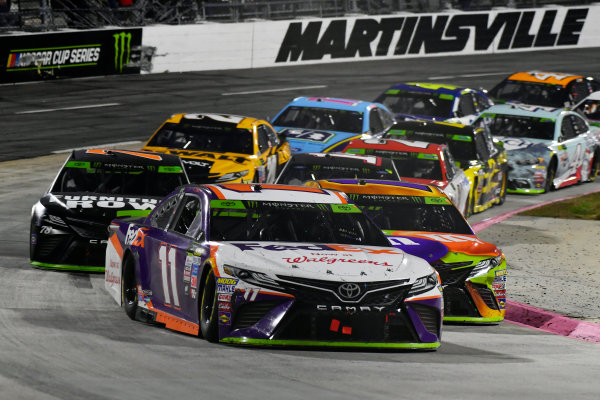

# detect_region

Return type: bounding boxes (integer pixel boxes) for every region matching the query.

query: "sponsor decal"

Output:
[191,288,197,299]
[275,9,588,63]
[218,311,231,325]
[166,149,248,165]
[218,293,232,302]
[191,265,199,288]
[183,264,192,283]
[30,234,37,245]
[281,255,393,267]
[113,31,132,72]
[218,302,232,311]
[493,269,507,309]
[124,225,148,248]
[105,261,121,284]
[217,277,239,294]
[52,195,158,210]
[89,239,109,245]
[6,46,101,71]
[182,159,213,168]
[317,305,386,313]
[185,255,193,267]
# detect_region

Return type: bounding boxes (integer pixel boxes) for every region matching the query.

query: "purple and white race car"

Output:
[105,183,443,349]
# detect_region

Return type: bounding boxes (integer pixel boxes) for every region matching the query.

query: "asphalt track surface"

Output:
[1,48,600,399]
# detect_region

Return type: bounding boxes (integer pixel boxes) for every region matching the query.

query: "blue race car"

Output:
[373,83,493,125]
[271,97,395,153]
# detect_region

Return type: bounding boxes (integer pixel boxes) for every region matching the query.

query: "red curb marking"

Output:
[470,188,600,343]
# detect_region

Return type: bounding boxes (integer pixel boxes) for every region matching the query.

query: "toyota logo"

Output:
[338,283,361,300]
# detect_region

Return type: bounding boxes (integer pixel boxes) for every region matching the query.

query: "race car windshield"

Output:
[347,149,443,180]
[209,200,391,246]
[147,122,254,154]
[489,81,565,107]
[577,99,600,120]
[347,194,473,234]
[52,163,186,196]
[385,129,477,164]
[377,91,454,118]
[272,106,364,133]
[277,160,397,185]
[481,115,555,140]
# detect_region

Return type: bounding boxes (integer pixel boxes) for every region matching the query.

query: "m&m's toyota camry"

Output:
[105,183,443,349]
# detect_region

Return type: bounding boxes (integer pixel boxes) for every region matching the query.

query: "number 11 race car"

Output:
[105,183,443,349]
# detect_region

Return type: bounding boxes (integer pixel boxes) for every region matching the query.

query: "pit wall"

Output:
[1,7,599,83]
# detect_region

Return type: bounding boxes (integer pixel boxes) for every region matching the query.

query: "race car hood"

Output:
[39,192,160,224]
[143,147,253,175]
[276,127,362,153]
[384,230,500,262]
[215,241,431,282]
[494,136,552,152]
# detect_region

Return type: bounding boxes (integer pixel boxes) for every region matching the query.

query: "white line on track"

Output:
[15,103,121,114]
[51,140,142,154]
[222,85,327,96]
[428,72,508,80]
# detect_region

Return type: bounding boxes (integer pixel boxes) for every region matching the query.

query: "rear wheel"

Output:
[200,268,219,342]
[544,160,557,193]
[122,255,138,320]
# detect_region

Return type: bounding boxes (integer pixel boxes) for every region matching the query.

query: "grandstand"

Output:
[0,0,594,32]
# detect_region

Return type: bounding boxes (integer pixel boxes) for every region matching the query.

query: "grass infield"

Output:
[518,192,600,220]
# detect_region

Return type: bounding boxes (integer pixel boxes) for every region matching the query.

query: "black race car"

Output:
[274,152,400,185]
[30,149,189,271]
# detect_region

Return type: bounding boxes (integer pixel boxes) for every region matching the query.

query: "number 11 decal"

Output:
[159,244,180,308]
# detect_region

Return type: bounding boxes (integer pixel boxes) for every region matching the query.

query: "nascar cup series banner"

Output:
[0,28,142,83]
[141,6,600,73]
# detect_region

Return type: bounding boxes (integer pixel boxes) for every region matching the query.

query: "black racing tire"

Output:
[544,159,557,193]
[199,268,219,342]
[497,172,508,205]
[122,254,138,320]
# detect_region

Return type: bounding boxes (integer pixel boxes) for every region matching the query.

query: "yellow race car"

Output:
[384,120,508,216]
[142,113,290,183]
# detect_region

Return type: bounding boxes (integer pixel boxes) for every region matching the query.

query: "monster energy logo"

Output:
[316,204,329,211]
[113,32,132,72]
[247,201,258,208]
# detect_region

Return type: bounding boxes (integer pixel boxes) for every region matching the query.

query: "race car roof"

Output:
[166,113,264,130]
[285,97,380,112]
[346,138,446,155]
[478,103,563,119]
[506,71,585,87]
[382,83,472,96]
[312,179,446,197]
[194,183,349,204]
[69,149,184,167]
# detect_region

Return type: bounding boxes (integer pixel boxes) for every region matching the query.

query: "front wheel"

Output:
[122,255,138,320]
[544,160,557,193]
[199,268,219,342]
